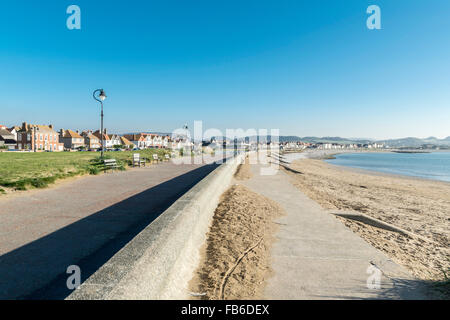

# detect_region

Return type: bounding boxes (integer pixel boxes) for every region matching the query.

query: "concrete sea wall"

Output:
[67,155,243,300]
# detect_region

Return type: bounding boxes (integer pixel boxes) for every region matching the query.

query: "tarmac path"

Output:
[0,159,222,299]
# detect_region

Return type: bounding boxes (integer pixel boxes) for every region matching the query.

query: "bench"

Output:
[133,153,146,167]
[103,159,119,172]
[152,154,160,163]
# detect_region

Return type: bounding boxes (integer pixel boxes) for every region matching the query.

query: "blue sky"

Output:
[1,0,449,139]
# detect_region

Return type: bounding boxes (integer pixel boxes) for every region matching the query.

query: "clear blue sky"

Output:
[1,0,449,139]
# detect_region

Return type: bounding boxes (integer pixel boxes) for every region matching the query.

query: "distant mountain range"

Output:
[278,136,450,147]
[376,137,450,147]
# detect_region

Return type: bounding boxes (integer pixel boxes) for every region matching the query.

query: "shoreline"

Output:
[327,161,450,185]
[282,150,450,184]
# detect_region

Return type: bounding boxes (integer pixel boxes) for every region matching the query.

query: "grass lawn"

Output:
[0,149,171,191]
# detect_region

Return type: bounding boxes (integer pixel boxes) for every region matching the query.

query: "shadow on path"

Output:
[0,163,221,300]
[316,277,441,300]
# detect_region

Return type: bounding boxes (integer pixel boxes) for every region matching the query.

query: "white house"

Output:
[109,134,122,147]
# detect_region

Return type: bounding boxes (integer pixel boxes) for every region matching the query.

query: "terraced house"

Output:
[81,130,101,150]
[119,136,135,149]
[122,133,147,149]
[93,129,112,149]
[123,133,170,149]
[59,129,85,150]
[16,122,63,152]
[109,133,122,148]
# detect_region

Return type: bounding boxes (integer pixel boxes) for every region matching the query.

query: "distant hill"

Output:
[378,137,450,147]
[297,136,373,145]
[278,136,450,147]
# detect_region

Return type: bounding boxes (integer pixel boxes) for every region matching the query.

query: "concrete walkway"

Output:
[0,160,222,299]
[241,161,430,299]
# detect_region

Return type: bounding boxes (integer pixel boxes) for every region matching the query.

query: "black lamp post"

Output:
[93,89,107,158]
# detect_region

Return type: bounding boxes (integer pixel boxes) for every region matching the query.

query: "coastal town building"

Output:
[109,134,122,147]
[122,133,170,149]
[93,130,113,149]
[7,126,20,142]
[81,131,101,150]
[16,122,63,152]
[148,134,169,148]
[0,126,17,150]
[119,136,135,149]
[122,133,146,149]
[171,136,197,150]
[59,129,85,150]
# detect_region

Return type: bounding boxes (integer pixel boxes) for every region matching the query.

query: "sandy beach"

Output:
[189,159,285,300]
[284,158,450,282]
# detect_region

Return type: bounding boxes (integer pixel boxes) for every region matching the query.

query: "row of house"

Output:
[122,133,170,149]
[0,122,174,152]
[308,142,385,150]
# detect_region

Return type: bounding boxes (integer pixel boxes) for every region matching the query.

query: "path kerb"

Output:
[67,154,244,300]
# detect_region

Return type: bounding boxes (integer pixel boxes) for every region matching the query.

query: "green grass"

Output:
[0,149,171,191]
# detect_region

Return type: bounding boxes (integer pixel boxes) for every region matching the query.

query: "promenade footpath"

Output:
[0,158,222,299]
[241,160,431,299]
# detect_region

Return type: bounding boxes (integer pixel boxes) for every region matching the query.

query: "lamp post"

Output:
[182,124,192,156]
[93,89,107,158]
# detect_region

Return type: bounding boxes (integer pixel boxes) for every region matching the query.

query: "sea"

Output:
[325,151,450,183]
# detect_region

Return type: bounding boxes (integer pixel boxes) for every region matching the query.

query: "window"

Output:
[40,134,43,141]
[18,133,22,140]
[27,134,31,141]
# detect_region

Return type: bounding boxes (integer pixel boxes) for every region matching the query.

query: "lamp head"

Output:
[99,90,107,101]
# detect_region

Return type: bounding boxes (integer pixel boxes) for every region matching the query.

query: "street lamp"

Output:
[93,89,107,158]
[182,124,193,156]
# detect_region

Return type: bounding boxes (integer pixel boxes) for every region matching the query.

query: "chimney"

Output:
[22,122,28,131]
[49,124,53,129]
[103,128,107,135]
[76,130,80,134]
[60,129,64,136]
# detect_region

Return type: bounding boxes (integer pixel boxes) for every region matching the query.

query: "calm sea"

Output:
[325,152,450,182]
